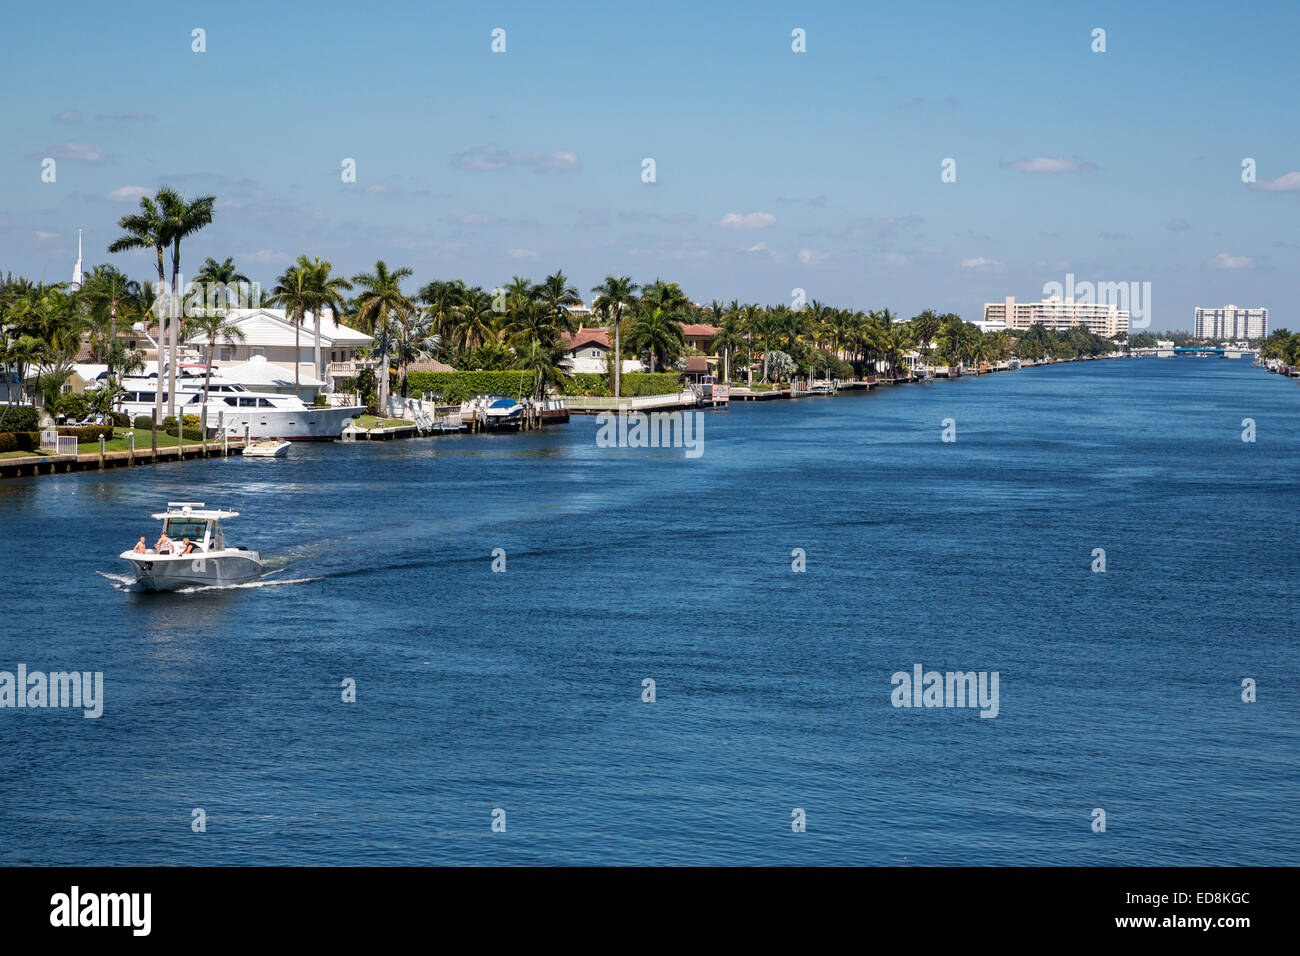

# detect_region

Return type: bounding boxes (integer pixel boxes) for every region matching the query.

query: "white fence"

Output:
[40,429,79,456]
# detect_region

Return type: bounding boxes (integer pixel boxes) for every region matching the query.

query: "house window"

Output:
[299,348,312,363]
[251,347,266,358]
[218,346,234,362]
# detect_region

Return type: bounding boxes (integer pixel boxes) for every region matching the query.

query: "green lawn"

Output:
[353,415,409,429]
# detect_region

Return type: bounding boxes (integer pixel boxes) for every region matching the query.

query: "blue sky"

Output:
[2,0,1296,330]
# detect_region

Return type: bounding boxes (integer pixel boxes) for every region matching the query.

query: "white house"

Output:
[184,308,372,387]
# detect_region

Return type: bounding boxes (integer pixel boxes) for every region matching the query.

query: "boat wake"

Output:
[97,568,322,593]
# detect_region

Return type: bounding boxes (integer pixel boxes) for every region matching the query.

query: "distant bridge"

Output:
[1152,346,1259,359]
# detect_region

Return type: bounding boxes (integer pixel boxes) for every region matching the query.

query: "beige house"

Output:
[184,308,372,386]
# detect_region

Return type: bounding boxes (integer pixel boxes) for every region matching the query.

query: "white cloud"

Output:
[107,185,150,202]
[451,145,580,172]
[1249,171,1300,192]
[29,142,108,163]
[798,248,829,264]
[1209,252,1253,270]
[52,109,81,124]
[34,231,59,240]
[506,248,539,259]
[1002,156,1097,174]
[961,257,1002,270]
[719,211,776,229]
[745,241,769,253]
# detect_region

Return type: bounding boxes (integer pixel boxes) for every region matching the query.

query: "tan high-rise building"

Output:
[983,296,1129,337]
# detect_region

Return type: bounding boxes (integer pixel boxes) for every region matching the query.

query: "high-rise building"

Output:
[982,296,1129,337]
[1193,305,1267,340]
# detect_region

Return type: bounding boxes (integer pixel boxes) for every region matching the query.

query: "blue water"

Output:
[1,358,1297,865]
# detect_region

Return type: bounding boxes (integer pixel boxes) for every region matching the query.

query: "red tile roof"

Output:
[679,323,721,338]
[561,327,611,350]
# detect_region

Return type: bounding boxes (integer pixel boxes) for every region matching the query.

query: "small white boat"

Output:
[243,438,290,458]
[120,502,263,591]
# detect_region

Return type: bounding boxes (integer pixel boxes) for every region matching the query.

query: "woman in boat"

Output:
[179,538,195,555]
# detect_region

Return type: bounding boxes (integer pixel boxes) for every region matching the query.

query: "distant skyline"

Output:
[2,0,1297,331]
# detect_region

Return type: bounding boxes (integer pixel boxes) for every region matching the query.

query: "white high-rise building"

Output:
[983,296,1129,337]
[1193,305,1267,340]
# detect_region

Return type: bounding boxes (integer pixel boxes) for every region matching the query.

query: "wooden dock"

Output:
[0,437,249,479]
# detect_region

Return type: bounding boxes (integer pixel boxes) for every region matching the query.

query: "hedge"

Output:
[0,431,38,453]
[133,415,154,430]
[404,371,535,405]
[58,425,115,443]
[558,372,681,397]
[0,405,39,431]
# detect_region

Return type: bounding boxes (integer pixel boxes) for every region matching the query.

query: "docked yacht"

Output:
[108,366,363,440]
[120,502,263,590]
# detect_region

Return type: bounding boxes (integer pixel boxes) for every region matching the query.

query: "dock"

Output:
[0,436,249,479]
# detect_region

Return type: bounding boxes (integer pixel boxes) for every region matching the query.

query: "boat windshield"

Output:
[164,517,209,541]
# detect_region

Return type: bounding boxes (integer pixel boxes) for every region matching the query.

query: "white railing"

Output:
[562,390,697,410]
[41,429,79,456]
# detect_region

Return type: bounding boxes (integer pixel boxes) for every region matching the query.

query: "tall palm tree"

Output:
[625,306,685,373]
[268,262,312,391]
[392,309,440,397]
[301,257,353,382]
[591,275,639,397]
[108,191,172,421]
[708,317,747,384]
[532,271,582,333]
[351,261,415,410]
[158,189,215,416]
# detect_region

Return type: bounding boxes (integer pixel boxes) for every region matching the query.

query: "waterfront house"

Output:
[183,308,372,387]
[560,328,644,374]
[679,323,721,353]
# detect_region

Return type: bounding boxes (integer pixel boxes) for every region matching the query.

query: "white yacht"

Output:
[109,366,363,440]
[120,502,262,591]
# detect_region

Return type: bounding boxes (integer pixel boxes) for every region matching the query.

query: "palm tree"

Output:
[268,261,312,391]
[351,261,415,410]
[184,311,247,405]
[591,275,639,397]
[301,257,353,382]
[193,256,251,311]
[158,189,215,416]
[625,306,685,373]
[709,317,747,384]
[78,265,141,384]
[392,310,441,397]
[513,337,571,401]
[532,271,582,332]
[108,192,171,422]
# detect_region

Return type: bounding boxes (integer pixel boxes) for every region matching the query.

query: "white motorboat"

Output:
[100,366,363,440]
[120,502,263,591]
[242,438,290,458]
[477,394,523,428]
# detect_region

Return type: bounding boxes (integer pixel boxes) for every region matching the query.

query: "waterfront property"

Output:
[1193,304,1268,340]
[984,295,1130,338]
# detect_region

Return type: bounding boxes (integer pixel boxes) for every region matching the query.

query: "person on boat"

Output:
[155,531,173,554]
[179,538,195,555]
[133,536,147,554]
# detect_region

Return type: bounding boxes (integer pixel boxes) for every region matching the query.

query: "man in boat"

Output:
[133,536,147,554]
[155,531,173,554]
